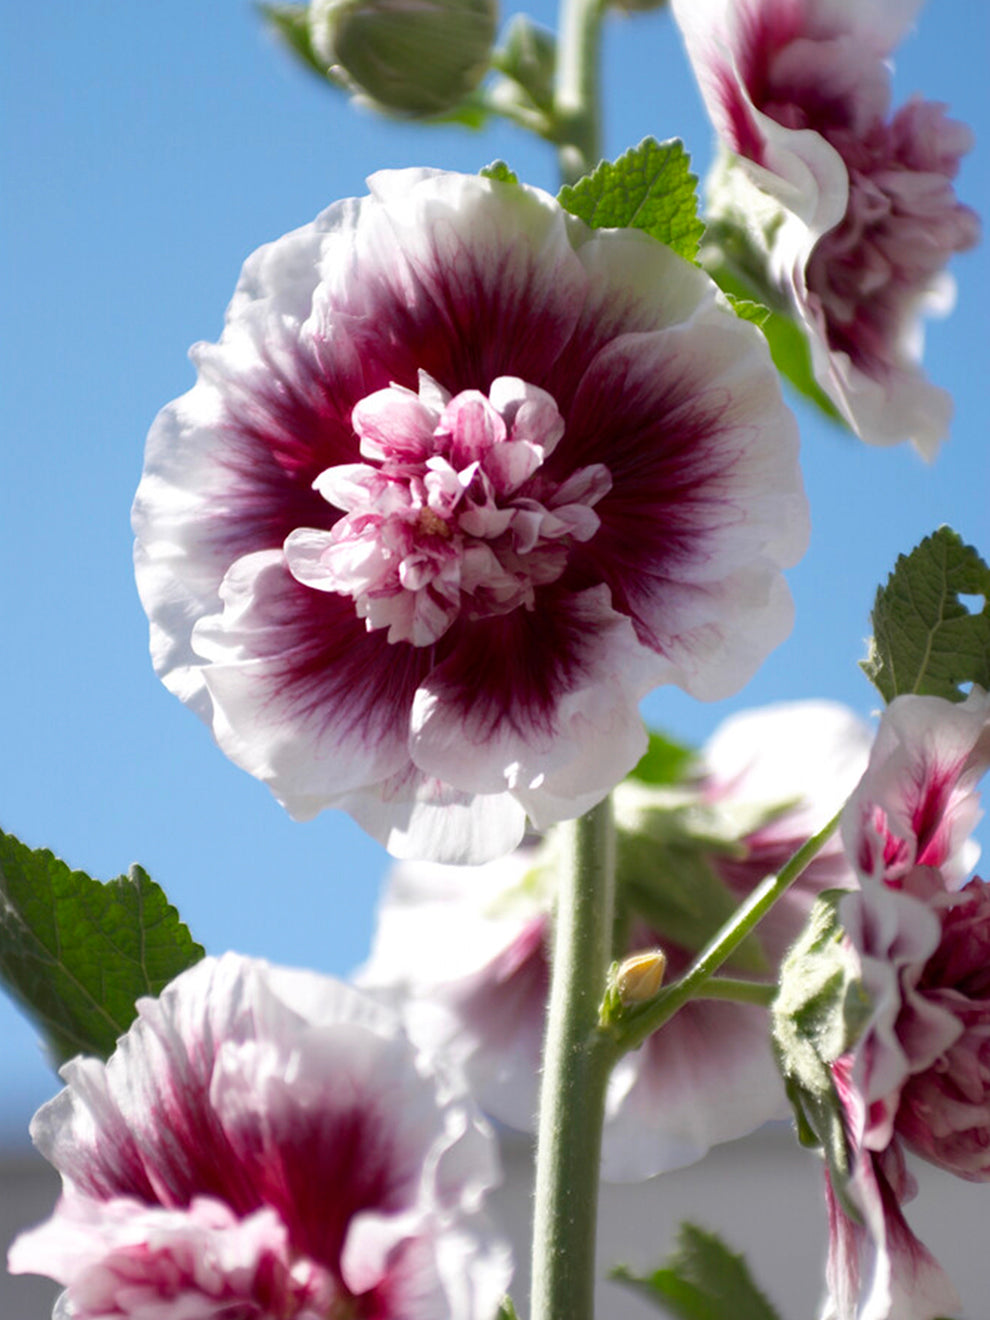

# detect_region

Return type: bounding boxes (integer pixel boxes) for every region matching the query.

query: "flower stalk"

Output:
[614,808,843,1054]
[553,0,604,184]
[530,797,618,1320]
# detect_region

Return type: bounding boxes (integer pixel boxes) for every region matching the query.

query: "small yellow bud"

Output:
[615,949,666,1005]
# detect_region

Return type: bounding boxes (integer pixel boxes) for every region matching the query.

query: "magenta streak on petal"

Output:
[259,565,434,742]
[329,225,580,400]
[723,0,805,162]
[223,1100,400,1282]
[206,348,378,566]
[558,361,736,651]
[420,587,603,741]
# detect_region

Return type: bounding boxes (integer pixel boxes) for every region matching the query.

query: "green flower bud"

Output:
[309,0,497,117]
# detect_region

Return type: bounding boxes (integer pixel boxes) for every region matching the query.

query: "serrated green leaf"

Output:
[612,1223,782,1320]
[861,527,990,704]
[629,730,698,787]
[260,4,329,80]
[558,138,704,262]
[0,831,205,1066]
[480,160,519,185]
[724,294,769,326]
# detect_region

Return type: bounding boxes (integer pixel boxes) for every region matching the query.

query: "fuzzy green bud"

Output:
[309,0,497,117]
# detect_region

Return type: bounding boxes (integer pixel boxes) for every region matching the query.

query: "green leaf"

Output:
[629,730,698,787]
[724,294,769,326]
[702,251,842,421]
[480,160,519,185]
[612,1223,782,1320]
[771,891,870,1210]
[861,527,990,704]
[558,137,704,263]
[0,830,205,1066]
[496,1298,521,1320]
[260,4,329,80]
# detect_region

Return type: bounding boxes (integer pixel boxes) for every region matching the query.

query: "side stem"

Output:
[530,798,617,1320]
[615,807,843,1054]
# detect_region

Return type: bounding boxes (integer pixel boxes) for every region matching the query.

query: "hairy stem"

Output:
[530,798,617,1320]
[554,0,605,184]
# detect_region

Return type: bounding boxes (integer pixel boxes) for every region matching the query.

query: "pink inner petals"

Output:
[283,373,611,647]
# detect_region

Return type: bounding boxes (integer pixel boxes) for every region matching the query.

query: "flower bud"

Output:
[309,0,497,117]
[615,949,667,1005]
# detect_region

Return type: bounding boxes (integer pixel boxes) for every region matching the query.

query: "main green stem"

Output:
[530,799,617,1320]
[554,0,605,184]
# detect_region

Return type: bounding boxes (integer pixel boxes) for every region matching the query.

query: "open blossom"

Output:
[132,167,808,865]
[671,0,979,454]
[8,955,511,1320]
[822,688,990,1320]
[360,700,871,1179]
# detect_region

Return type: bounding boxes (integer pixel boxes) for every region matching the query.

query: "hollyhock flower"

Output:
[818,688,990,1319]
[359,700,871,1179]
[7,954,511,1320]
[671,0,979,454]
[132,167,808,865]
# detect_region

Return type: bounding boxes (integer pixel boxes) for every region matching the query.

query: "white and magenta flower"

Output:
[8,955,511,1320]
[132,168,808,864]
[820,688,990,1319]
[671,0,979,454]
[359,700,870,1179]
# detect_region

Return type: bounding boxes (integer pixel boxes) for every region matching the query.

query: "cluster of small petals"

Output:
[284,374,609,647]
[359,700,870,1179]
[671,0,979,454]
[8,955,511,1320]
[132,167,808,863]
[822,689,990,1318]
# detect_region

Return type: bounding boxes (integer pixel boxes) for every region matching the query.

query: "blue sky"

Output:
[1,0,987,1142]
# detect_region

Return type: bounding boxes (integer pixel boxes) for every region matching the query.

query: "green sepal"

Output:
[491,14,556,115]
[480,160,519,185]
[861,527,990,704]
[0,830,204,1066]
[612,1222,782,1319]
[496,1297,521,1320]
[771,890,871,1212]
[260,3,330,79]
[558,137,704,264]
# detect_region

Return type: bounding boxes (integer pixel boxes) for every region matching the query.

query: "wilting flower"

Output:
[820,688,990,1319]
[8,955,511,1320]
[132,168,808,865]
[360,700,870,1179]
[671,0,979,454]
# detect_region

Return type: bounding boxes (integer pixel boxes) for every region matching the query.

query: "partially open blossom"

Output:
[8,955,511,1320]
[132,168,808,865]
[360,700,870,1179]
[671,0,979,454]
[819,688,990,1319]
